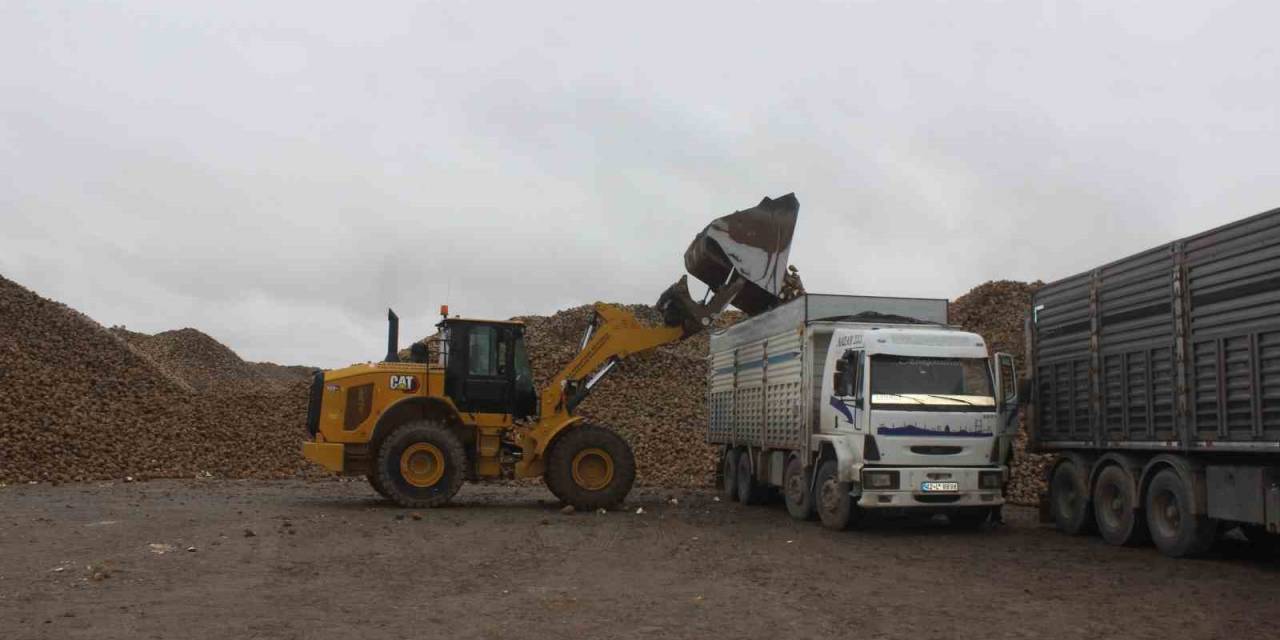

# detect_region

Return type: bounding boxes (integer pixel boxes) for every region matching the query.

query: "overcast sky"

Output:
[3,1,1279,368]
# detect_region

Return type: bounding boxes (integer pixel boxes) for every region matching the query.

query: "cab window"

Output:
[468,326,497,376]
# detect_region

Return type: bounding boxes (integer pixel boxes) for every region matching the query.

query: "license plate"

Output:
[920,482,959,493]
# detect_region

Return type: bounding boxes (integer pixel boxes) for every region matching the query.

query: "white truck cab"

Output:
[708,294,1018,530]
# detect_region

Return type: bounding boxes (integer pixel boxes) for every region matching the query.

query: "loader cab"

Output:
[439,318,537,420]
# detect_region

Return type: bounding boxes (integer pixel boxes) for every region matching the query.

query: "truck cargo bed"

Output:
[1028,206,1280,453]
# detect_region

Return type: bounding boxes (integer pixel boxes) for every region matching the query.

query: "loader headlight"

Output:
[862,470,900,490]
[979,470,1003,489]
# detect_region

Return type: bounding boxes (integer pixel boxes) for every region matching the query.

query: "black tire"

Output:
[366,472,391,500]
[544,424,636,510]
[783,456,816,521]
[1145,468,1217,558]
[736,450,763,505]
[1239,524,1280,556]
[375,421,466,508]
[1092,465,1148,546]
[720,448,740,502]
[1049,459,1095,535]
[949,507,992,530]
[815,460,860,530]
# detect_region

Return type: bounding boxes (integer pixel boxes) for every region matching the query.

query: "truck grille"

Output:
[305,370,324,437]
[911,446,962,455]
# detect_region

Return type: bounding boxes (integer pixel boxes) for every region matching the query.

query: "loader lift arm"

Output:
[513,277,741,478]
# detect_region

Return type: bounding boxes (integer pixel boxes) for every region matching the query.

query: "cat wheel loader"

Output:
[301,193,799,509]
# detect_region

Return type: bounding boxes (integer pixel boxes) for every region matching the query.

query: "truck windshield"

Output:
[870,355,994,409]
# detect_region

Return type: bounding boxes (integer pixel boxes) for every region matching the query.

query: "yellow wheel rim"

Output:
[571,448,614,491]
[400,443,446,488]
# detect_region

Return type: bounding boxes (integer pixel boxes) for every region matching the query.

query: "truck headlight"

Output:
[863,470,900,490]
[979,470,1003,489]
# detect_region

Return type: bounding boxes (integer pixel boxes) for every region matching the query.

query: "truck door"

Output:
[447,323,514,414]
[994,352,1018,435]
[829,349,865,430]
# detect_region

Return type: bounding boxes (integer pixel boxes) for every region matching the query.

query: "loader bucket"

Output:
[683,193,799,315]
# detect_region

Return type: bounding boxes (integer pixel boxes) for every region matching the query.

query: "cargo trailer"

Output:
[1027,207,1280,557]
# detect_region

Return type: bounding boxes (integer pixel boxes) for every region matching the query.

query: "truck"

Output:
[1027,206,1280,557]
[710,293,1021,529]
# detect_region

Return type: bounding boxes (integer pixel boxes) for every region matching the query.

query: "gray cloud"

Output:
[3,1,1278,367]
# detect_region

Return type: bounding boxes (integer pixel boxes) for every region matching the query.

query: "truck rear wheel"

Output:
[375,421,466,508]
[1092,465,1147,546]
[736,450,763,505]
[1049,459,1095,535]
[544,424,636,510]
[783,457,815,520]
[720,448,739,502]
[1145,468,1217,558]
[815,460,860,530]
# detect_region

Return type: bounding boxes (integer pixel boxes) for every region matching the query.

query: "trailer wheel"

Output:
[544,424,636,511]
[736,450,763,505]
[815,460,860,530]
[720,448,739,502]
[375,421,466,508]
[1145,468,1217,558]
[1092,465,1148,546]
[1049,459,1095,535]
[783,457,815,520]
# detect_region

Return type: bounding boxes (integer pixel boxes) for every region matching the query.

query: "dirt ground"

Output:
[1,480,1276,640]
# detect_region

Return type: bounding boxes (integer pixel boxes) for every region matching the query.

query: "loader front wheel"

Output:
[545,424,636,510]
[376,421,466,508]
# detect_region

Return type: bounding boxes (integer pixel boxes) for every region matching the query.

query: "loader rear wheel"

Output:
[375,421,466,508]
[545,424,636,510]
[720,448,740,502]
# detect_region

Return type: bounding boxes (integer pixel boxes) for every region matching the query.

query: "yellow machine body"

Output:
[301,303,683,483]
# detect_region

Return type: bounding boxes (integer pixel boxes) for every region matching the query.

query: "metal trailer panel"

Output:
[1029,206,1280,454]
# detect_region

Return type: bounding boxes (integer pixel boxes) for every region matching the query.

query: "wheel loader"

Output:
[301,194,800,509]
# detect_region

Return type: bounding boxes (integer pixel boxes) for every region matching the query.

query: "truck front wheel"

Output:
[815,460,860,530]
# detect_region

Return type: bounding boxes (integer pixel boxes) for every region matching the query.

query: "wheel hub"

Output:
[571,448,614,491]
[400,443,445,488]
